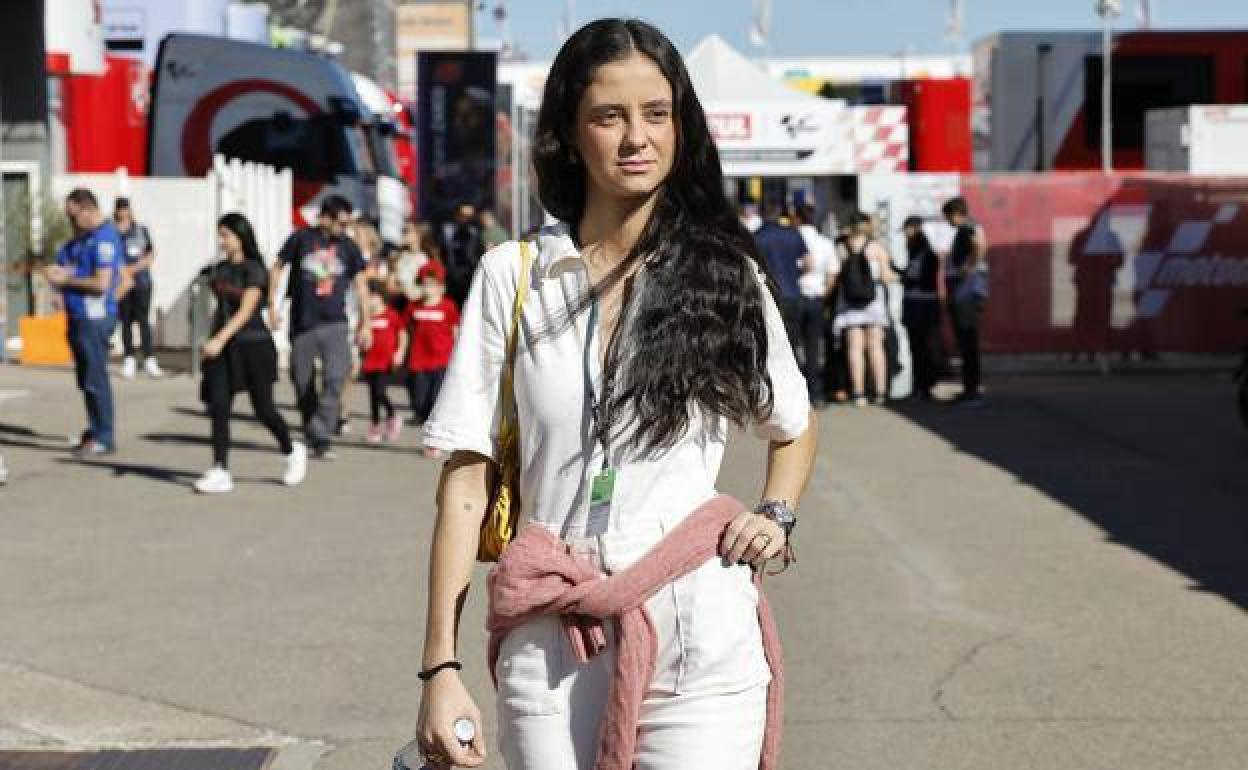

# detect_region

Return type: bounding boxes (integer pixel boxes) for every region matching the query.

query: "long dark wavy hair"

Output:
[534,19,774,453]
[217,212,265,264]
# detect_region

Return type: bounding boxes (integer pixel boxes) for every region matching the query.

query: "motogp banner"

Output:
[862,172,1248,353]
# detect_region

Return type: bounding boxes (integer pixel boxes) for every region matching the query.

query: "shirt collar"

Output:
[534,221,583,279]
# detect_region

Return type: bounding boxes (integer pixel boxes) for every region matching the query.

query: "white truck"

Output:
[148,33,409,241]
[1145,105,1248,175]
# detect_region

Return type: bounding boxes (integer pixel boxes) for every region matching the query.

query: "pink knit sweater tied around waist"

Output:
[485,495,785,770]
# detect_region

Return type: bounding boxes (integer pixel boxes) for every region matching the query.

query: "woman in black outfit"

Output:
[194,213,307,494]
[900,216,948,399]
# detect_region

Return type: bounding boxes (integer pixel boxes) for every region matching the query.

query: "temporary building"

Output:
[685,35,853,177]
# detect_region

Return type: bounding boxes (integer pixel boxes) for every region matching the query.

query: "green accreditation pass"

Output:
[587,466,616,533]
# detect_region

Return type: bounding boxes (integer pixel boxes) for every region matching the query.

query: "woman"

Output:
[832,211,895,406]
[356,219,391,283]
[411,19,817,770]
[194,213,307,494]
[391,221,432,304]
[900,216,948,399]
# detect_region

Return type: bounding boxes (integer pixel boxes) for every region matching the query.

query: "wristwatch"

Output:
[754,499,797,538]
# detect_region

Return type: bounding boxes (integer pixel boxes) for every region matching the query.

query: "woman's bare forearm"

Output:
[422,451,492,669]
[761,409,819,507]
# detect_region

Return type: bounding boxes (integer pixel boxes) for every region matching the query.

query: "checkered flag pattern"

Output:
[852,106,909,172]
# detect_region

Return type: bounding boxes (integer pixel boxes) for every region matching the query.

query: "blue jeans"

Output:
[68,316,117,449]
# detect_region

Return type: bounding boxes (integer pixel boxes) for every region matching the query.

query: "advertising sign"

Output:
[705,99,851,177]
[396,0,473,102]
[966,174,1248,353]
[416,51,497,223]
[861,172,1248,353]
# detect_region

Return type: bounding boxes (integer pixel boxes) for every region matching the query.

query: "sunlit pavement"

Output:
[2,362,1247,770]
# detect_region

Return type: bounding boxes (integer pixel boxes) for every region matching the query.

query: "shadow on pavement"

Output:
[0,421,71,453]
[889,373,1248,611]
[144,430,427,457]
[54,457,199,488]
[144,431,281,454]
[170,404,302,423]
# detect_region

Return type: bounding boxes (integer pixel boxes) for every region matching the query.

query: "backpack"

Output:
[840,239,877,309]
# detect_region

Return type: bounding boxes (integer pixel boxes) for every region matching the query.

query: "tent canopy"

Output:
[686,34,841,106]
[684,35,851,177]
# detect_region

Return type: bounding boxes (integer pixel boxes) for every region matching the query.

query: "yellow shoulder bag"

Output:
[477,240,534,562]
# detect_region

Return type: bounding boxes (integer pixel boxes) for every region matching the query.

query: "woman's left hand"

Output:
[719,511,786,571]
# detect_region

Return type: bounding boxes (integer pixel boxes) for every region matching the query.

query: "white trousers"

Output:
[494,524,771,770]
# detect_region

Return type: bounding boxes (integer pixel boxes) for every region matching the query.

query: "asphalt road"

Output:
[2,363,1246,770]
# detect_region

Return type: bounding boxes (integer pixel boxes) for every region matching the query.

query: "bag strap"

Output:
[498,241,535,433]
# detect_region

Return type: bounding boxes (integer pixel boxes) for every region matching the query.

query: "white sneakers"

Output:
[121,357,163,379]
[283,441,308,487]
[193,441,306,494]
[193,466,234,494]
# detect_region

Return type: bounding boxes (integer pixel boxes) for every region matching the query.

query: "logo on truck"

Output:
[179,78,326,218]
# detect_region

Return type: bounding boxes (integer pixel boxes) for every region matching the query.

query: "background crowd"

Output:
[12,186,987,493]
[747,195,988,409]
[23,189,501,493]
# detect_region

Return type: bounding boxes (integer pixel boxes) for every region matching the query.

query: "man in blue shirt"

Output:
[752,198,810,354]
[45,188,122,458]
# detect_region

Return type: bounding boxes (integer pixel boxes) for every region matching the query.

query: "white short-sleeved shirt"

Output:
[422,223,810,539]
[423,223,809,696]
[797,224,838,299]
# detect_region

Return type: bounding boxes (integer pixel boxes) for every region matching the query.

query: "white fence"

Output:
[51,157,292,346]
[213,155,293,264]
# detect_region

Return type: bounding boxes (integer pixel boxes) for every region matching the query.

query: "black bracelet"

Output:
[418,660,463,681]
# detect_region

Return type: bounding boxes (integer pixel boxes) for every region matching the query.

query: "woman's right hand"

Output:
[415,671,487,768]
[201,336,225,360]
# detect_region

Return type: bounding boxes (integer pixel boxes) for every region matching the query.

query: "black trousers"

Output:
[119,283,154,358]
[954,323,981,394]
[796,297,825,401]
[365,371,396,423]
[204,340,293,468]
[903,298,947,395]
[824,313,849,397]
[407,369,446,424]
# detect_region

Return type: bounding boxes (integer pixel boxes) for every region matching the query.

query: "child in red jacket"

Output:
[405,260,459,458]
[361,280,406,444]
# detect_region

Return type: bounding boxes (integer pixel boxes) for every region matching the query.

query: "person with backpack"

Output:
[832,211,895,406]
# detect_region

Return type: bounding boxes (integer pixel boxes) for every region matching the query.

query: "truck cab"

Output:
[148,34,403,236]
